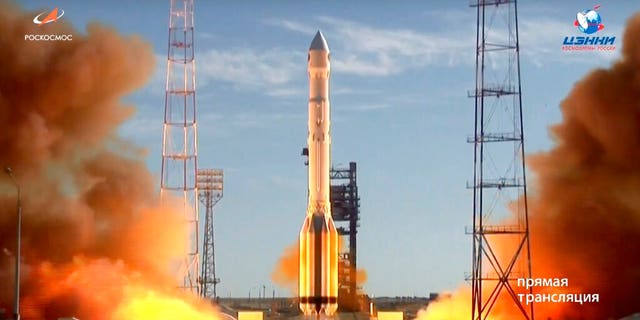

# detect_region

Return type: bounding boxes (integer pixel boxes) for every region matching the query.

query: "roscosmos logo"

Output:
[25,7,72,41]
[33,7,65,26]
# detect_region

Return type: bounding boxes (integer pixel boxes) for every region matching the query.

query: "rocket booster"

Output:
[299,31,338,317]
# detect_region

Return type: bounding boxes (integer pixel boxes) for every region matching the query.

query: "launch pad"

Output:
[220,297,431,320]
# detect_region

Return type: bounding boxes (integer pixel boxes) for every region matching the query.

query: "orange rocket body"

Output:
[299,31,338,317]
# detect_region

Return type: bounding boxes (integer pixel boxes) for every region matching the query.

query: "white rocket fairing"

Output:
[298,31,339,317]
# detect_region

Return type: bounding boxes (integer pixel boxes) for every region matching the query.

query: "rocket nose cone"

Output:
[309,30,329,51]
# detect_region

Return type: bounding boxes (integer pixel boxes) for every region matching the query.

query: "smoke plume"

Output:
[525,12,640,319]
[271,243,298,293]
[419,12,640,320]
[0,2,220,319]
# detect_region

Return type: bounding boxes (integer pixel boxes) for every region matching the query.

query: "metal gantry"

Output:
[197,169,223,300]
[330,162,360,311]
[467,0,534,319]
[160,0,199,294]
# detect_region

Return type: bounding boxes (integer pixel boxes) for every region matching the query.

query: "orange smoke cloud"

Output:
[416,288,471,320]
[17,257,219,320]
[356,269,368,288]
[419,13,640,320]
[523,12,640,319]
[0,2,219,319]
[271,242,298,293]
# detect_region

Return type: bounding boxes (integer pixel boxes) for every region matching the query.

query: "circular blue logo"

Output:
[574,7,604,34]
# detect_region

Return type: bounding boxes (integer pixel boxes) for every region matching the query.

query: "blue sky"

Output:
[17,0,638,297]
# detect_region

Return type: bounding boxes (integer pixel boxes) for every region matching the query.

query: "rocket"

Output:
[299,31,339,317]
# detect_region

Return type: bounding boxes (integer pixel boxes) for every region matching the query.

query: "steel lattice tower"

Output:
[197,169,223,299]
[160,0,199,294]
[330,163,360,311]
[467,0,534,318]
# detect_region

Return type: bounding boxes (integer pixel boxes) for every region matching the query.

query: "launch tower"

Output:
[331,163,360,311]
[160,0,200,294]
[467,0,534,318]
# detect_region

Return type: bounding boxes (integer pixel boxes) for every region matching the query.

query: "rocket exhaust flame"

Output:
[299,31,339,317]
